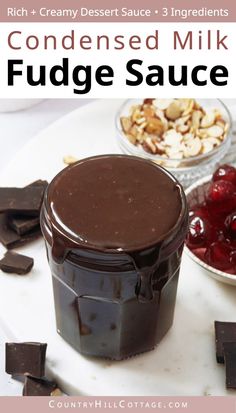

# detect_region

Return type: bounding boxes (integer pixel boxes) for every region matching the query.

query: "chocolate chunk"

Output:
[223,342,236,389]
[5,342,47,377]
[7,180,48,235]
[8,215,40,236]
[0,251,34,275]
[215,321,236,363]
[29,180,48,189]
[12,227,41,248]
[8,180,48,234]
[0,180,48,241]
[0,214,41,249]
[23,376,60,396]
[0,214,21,247]
[0,186,45,216]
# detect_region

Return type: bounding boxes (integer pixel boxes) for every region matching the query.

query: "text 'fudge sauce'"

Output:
[41,155,188,359]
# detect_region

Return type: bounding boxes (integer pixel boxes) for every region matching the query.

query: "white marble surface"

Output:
[0,98,236,396]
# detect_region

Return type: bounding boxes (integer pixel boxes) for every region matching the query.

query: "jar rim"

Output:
[41,154,188,255]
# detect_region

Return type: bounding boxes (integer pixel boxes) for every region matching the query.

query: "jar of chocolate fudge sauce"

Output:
[41,155,188,360]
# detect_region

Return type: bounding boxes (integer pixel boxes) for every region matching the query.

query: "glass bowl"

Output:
[185,174,236,286]
[115,99,232,187]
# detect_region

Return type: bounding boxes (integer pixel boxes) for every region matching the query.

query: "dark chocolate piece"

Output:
[0,251,34,275]
[29,180,48,189]
[8,180,48,234]
[0,180,47,239]
[12,227,41,248]
[23,376,60,396]
[223,342,236,389]
[8,215,40,235]
[0,186,45,216]
[5,342,47,377]
[7,180,48,235]
[0,214,41,249]
[0,214,21,247]
[215,321,236,363]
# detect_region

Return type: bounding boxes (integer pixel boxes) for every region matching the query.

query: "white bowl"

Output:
[185,174,236,286]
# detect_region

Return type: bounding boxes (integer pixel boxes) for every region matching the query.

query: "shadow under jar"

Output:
[40,155,188,360]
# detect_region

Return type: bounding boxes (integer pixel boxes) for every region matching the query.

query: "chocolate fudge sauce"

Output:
[41,155,188,359]
[48,155,181,252]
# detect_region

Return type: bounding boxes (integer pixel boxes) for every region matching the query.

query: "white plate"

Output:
[0,99,235,396]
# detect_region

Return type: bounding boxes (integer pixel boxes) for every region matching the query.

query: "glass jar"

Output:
[41,155,188,360]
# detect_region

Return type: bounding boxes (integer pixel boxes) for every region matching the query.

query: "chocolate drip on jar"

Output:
[129,244,161,302]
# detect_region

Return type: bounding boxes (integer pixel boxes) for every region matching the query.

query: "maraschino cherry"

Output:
[186,164,236,275]
[213,164,236,185]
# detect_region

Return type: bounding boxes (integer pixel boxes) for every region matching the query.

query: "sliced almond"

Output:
[184,137,202,157]
[168,121,175,128]
[182,133,194,142]
[155,108,165,119]
[138,121,147,130]
[197,129,208,139]
[194,101,201,110]
[163,130,183,147]
[155,142,166,154]
[131,107,142,123]
[224,123,229,133]
[216,120,226,129]
[175,115,190,126]
[136,132,145,142]
[161,117,168,132]
[207,125,224,138]
[153,99,174,110]
[127,134,137,144]
[207,137,221,147]
[120,117,132,133]
[145,117,164,135]
[144,137,157,154]
[178,99,191,112]
[136,117,147,125]
[129,125,139,137]
[142,106,155,118]
[182,99,194,116]
[177,124,190,134]
[63,155,78,165]
[166,101,182,120]
[201,140,214,154]
[192,110,203,129]
[201,112,215,128]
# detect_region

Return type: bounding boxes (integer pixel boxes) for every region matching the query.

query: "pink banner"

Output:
[0,0,235,22]
[0,397,236,413]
